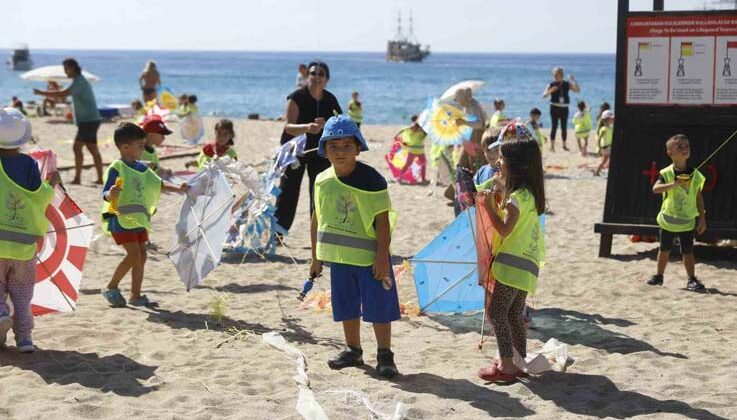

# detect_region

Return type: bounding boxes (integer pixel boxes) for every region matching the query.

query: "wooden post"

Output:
[599,234,613,258]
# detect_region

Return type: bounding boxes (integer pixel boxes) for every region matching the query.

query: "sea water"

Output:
[2,50,614,125]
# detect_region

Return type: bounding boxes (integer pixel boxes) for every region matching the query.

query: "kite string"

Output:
[695,127,737,170]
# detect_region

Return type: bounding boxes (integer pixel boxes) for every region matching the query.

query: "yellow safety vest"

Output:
[0,161,54,261]
[598,126,613,148]
[574,112,592,138]
[400,128,426,155]
[101,160,161,231]
[315,167,397,266]
[197,148,237,170]
[141,146,159,170]
[656,165,705,233]
[491,188,545,294]
[347,100,363,124]
[489,111,506,128]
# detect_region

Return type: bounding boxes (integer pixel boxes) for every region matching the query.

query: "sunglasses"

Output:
[309,71,326,77]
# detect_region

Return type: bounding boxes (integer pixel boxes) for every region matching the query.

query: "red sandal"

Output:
[477,365,519,383]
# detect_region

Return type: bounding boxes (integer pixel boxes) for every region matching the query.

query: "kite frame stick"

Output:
[35,255,76,312]
[409,259,476,265]
[419,267,476,312]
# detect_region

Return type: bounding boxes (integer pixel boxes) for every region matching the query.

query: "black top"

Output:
[281,87,343,149]
[338,161,387,192]
[548,80,571,105]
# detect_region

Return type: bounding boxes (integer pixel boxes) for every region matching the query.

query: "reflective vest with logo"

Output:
[574,112,592,137]
[101,160,161,231]
[141,147,159,170]
[0,160,54,261]
[197,148,237,170]
[657,165,704,233]
[491,188,545,294]
[315,167,397,267]
[400,128,426,155]
[347,99,363,124]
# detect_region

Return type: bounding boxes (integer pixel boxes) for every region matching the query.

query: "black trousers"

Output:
[274,151,331,232]
[549,105,569,142]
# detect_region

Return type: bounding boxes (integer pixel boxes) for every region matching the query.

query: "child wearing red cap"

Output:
[141,116,173,177]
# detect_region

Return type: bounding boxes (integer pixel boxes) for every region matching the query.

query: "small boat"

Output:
[386,12,430,63]
[7,44,32,71]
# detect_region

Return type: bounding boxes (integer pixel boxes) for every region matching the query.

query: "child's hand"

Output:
[697,216,707,235]
[309,259,323,278]
[109,184,121,198]
[48,171,62,186]
[163,168,174,178]
[455,118,467,127]
[178,183,190,193]
[307,122,322,135]
[372,257,390,284]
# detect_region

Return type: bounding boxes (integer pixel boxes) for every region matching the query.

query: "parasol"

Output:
[21,65,100,82]
[439,80,486,102]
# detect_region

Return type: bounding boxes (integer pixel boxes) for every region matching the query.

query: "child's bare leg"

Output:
[107,242,141,290]
[657,250,669,275]
[129,242,147,300]
[373,322,391,349]
[682,252,695,278]
[577,138,584,156]
[582,138,589,155]
[342,318,361,349]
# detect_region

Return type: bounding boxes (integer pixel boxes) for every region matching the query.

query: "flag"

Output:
[681,42,694,57]
[727,41,737,49]
[638,42,651,51]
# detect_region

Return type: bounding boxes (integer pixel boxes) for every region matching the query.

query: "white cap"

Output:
[602,110,615,120]
[0,107,32,149]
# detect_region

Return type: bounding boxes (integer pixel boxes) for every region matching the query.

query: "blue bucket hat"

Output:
[318,115,368,157]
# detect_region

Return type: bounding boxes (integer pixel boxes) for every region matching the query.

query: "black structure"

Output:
[595,0,737,257]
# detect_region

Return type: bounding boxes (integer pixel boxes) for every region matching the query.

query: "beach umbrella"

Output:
[440,80,486,102]
[20,65,101,82]
[168,165,235,291]
[412,207,484,313]
[419,99,475,146]
[28,149,94,315]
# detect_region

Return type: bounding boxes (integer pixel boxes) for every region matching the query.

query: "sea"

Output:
[2,50,615,126]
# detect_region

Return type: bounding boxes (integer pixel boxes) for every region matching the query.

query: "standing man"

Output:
[34,58,102,185]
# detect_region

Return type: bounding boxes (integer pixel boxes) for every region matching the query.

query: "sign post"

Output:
[595,0,737,257]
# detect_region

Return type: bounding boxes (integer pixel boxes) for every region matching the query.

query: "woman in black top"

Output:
[274,61,343,234]
[542,67,580,152]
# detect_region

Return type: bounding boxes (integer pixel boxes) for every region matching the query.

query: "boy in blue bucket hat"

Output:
[309,115,401,378]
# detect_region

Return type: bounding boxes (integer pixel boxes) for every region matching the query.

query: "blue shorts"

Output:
[330,262,401,323]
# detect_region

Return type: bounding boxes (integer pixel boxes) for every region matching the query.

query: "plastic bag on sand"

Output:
[297,387,329,420]
[500,338,573,374]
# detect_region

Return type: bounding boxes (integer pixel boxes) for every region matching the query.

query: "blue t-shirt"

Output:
[0,154,42,191]
[338,161,387,192]
[102,160,148,233]
[474,164,496,186]
[68,75,100,124]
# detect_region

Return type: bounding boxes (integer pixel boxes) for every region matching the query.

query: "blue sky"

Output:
[2,0,726,53]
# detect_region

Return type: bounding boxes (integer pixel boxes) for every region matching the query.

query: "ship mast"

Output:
[396,11,403,40]
[408,11,415,42]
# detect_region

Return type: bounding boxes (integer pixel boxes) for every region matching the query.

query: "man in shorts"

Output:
[34,58,103,185]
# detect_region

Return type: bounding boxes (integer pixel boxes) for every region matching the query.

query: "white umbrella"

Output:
[20,65,101,82]
[440,80,486,102]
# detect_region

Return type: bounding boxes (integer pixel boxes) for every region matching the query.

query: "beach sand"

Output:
[0,116,735,419]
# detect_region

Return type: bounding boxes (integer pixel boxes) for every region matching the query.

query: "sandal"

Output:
[102,289,127,308]
[478,365,520,383]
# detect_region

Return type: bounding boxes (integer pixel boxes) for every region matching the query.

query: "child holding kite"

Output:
[478,138,545,383]
[0,108,60,353]
[309,115,400,378]
[647,134,706,291]
[101,123,188,308]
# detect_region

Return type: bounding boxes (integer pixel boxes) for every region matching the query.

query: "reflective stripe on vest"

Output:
[317,231,376,251]
[0,229,42,245]
[118,204,150,218]
[660,213,692,226]
[495,252,539,277]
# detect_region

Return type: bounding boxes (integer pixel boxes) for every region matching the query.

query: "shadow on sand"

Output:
[610,245,737,270]
[0,349,157,397]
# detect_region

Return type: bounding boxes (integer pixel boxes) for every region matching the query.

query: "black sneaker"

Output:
[687,277,705,292]
[328,347,364,370]
[376,348,399,378]
[647,275,664,286]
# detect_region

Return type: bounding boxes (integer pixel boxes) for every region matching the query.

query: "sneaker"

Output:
[376,348,399,378]
[327,346,364,370]
[0,313,12,348]
[102,288,127,307]
[647,275,664,286]
[687,277,705,292]
[129,295,154,307]
[16,338,35,354]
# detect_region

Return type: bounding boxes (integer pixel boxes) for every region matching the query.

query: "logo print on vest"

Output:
[131,177,145,203]
[5,193,26,226]
[337,193,357,224]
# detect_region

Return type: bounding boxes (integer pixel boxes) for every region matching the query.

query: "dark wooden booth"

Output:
[595,0,737,257]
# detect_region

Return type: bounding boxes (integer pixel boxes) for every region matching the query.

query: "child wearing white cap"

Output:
[0,108,60,353]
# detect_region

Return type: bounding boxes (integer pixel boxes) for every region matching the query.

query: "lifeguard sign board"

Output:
[595,1,737,257]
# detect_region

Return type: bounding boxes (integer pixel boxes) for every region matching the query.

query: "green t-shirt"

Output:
[68,75,100,124]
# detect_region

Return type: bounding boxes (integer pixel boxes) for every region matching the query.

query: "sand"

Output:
[0,115,735,420]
